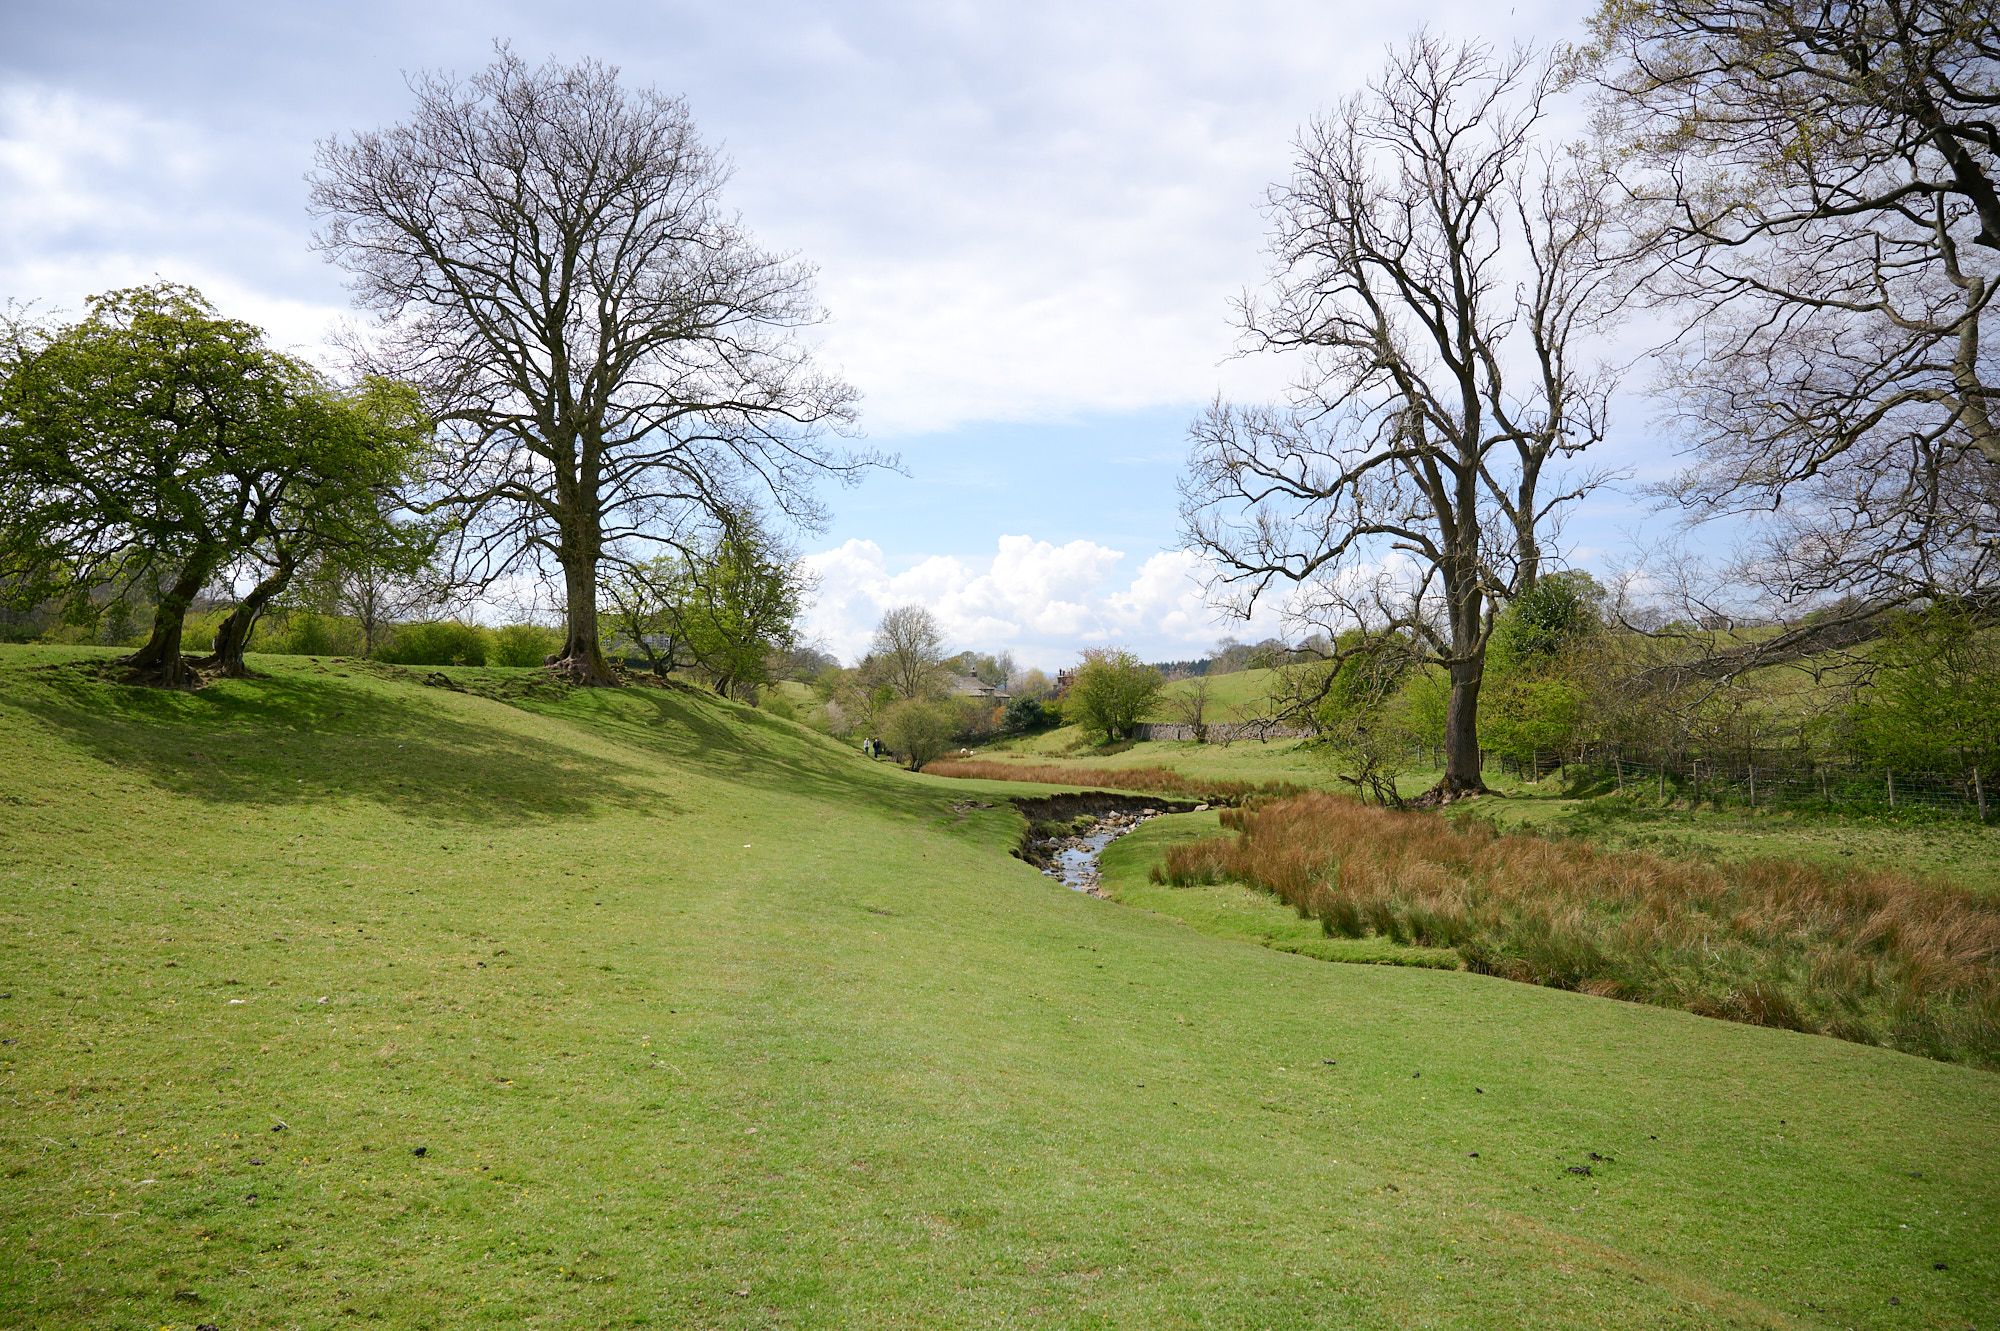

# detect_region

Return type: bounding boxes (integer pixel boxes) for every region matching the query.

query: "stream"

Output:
[1009,793,1208,897]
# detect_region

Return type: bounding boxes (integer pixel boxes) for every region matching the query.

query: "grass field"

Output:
[3,645,1997,1329]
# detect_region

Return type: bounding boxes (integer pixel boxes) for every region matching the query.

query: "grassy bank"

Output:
[2,646,1997,1328]
[922,757,1307,805]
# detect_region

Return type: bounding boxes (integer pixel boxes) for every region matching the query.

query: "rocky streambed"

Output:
[1010,792,1208,896]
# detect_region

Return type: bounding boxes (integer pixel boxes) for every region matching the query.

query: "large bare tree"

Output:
[1179,35,1626,798]
[1589,0,2000,619]
[310,47,877,684]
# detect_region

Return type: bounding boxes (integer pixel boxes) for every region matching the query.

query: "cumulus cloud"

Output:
[802,535,1285,669]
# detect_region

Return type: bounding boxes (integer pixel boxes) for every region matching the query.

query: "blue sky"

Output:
[0,0,1679,669]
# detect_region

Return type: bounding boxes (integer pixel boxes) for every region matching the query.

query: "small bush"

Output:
[490,623,560,668]
[259,612,362,657]
[1003,696,1049,732]
[761,687,799,721]
[882,699,958,770]
[378,621,489,667]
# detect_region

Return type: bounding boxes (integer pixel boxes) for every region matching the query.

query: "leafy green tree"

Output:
[1478,571,1602,765]
[203,377,432,677]
[0,284,427,686]
[1486,571,1603,675]
[670,518,813,698]
[1068,648,1164,743]
[1310,637,1417,804]
[880,699,956,770]
[1849,610,2000,771]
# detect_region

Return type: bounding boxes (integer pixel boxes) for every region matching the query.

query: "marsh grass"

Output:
[1152,792,2000,1066]
[923,757,1306,805]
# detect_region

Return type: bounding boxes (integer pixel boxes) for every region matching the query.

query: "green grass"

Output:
[3,645,1997,1329]
[1459,770,2000,898]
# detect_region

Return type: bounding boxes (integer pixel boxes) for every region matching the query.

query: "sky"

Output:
[0,0,1679,670]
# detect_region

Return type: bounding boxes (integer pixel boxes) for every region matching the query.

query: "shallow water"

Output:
[1041,811,1162,894]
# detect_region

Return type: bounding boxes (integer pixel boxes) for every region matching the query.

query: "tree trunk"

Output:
[121,549,220,688]
[196,556,297,678]
[553,556,619,686]
[1437,655,1489,799]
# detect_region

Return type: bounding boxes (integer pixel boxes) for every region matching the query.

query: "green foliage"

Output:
[1487,570,1602,675]
[490,622,560,668]
[259,611,363,657]
[0,284,431,680]
[1849,609,2000,770]
[1395,666,1451,749]
[1068,648,1164,742]
[1003,695,1050,732]
[377,620,488,667]
[880,697,957,769]
[1306,637,1417,803]
[761,685,800,721]
[602,517,809,695]
[1478,676,1587,764]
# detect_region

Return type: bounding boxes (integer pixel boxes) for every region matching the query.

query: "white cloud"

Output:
[802,534,1285,669]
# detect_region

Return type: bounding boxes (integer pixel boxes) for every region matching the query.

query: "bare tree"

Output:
[1179,35,1627,798]
[869,605,949,700]
[1589,0,2000,615]
[309,47,880,684]
[1166,676,1214,742]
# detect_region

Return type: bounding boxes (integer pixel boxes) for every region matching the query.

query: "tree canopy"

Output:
[0,283,429,686]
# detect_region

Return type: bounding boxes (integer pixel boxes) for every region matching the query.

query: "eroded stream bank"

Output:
[1009,792,1207,896]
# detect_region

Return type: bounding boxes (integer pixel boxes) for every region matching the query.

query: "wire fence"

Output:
[1479,745,1994,820]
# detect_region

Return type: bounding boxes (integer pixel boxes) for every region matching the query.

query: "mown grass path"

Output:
[1,648,1993,1329]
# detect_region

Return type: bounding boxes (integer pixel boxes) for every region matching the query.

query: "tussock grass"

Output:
[922,757,1306,804]
[1152,791,2000,1066]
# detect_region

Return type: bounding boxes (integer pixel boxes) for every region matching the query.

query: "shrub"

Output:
[258,612,362,657]
[490,623,561,667]
[881,699,957,770]
[761,687,799,721]
[378,620,488,666]
[1003,696,1049,732]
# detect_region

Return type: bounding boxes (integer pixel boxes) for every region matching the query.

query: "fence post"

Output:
[1748,765,1756,809]
[1659,764,1666,801]
[1975,767,1987,822]
[1692,762,1700,805]
[1887,769,1895,810]
[1821,766,1829,806]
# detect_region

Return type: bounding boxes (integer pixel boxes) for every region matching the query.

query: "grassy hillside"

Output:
[2,646,1995,1329]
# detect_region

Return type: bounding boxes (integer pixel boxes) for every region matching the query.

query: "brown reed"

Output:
[921,758,1307,806]
[1152,792,2000,1066]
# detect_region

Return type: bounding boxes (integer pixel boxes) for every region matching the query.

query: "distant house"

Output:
[949,673,1008,701]
[1052,668,1077,697]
